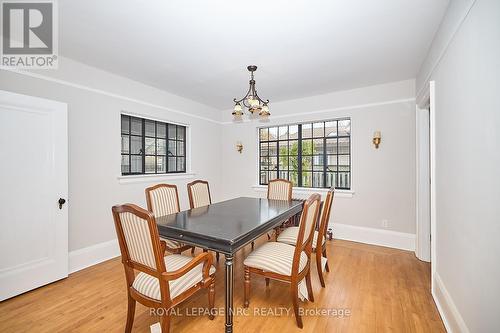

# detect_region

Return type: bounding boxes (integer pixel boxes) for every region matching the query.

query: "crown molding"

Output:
[1,68,223,125]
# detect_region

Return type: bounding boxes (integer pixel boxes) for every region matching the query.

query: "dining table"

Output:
[155,196,304,333]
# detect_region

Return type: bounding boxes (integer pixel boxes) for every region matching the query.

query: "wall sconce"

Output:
[372,131,381,149]
[236,142,243,154]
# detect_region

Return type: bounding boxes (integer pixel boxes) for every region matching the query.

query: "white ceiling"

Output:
[59,0,449,109]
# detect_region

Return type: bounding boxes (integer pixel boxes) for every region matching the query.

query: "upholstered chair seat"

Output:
[133,254,216,300]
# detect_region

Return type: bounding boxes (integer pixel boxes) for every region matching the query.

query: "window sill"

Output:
[251,185,354,198]
[118,173,196,184]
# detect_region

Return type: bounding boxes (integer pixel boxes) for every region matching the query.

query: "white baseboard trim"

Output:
[432,273,470,333]
[332,223,415,251]
[68,239,120,274]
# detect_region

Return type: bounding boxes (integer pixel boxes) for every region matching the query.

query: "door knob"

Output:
[58,198,66,209]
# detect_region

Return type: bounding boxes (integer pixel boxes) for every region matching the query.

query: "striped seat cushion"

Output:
[277,226,325,249]
[132,254,216,300]
[244,242,310,301]
[244,242,307,276]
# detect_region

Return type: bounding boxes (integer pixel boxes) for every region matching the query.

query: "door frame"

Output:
[416,81,436,289]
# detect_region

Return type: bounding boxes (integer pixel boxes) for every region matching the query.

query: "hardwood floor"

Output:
[0,239,445,332]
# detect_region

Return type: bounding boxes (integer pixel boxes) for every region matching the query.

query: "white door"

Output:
[0,90,68,301]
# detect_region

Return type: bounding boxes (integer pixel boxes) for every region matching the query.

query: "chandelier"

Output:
[232,65,270,119]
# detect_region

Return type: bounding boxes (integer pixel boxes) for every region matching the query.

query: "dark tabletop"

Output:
[156,197,303,255]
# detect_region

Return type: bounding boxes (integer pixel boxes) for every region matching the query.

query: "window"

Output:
[259,119,351,189]
[121,115,186,175]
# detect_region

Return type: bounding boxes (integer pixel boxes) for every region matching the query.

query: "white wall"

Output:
[416,0,500,332]
[0,58,222,254]
[221,80,417,241]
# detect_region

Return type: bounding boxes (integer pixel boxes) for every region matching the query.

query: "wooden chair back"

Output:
[145,184,180,217]
[187,180,212,209]
[292,193,321,271]
[111,204,171,301]
[317,188,334,246]
[267,178,293,201]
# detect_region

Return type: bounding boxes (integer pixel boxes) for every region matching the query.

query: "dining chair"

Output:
[111,203,216,333]
[187,180,220,262]
[243,193,321,328]
[187,180,211,208]
[145,184,193,254]
[265,178,294,241]
[277,188,334,287]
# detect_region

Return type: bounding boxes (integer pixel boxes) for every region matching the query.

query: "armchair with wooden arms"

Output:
[112,204,216,333]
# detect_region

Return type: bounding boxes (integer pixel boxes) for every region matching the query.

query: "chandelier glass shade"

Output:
[232,65,270,119]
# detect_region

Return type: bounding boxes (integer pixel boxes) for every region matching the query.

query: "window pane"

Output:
[313,122,324,137]
[168,140,176,156]
[338,119,351,136]
[286,140,298,155]
[260,143,269,157]
[338,172,350,188]
[157,156,166,173]
[289,125,299,139]
[269,157,278,171]
[326,172,337,188]
[121,135,129,154]
[259,128,269,141]
[177,126,185,141]
[302,140,313,155]
[326,138,337,154]
[145,156,155,174]
[302,156,312,171]
[168,124,176,140]
[279,171,288,180]
[313,172,324,188]
[145,120,155,137]
[131,155,142,173]
[289,156,298,171]
[339,155,350,166]
[177,141,185,156]
[121,155,129,173]
[168,157,176,171]
[327,155,338,172]
[290,171,298,186]
[260,157,269,170]
[302,123,312,138]
[145,137,155,155]
[177,157,185,171]
[313,155,324,170]
[268,142,278,156]
[131,117,142,135]
[302,171,312,187]
[313,138,323,154]
[269,171,277,181]
[279,141,288,156]
[279,155,288,170]
[268,127,278,141]
[131,136,142,154]
[338,138,350,154]
[278,126,288,140]
[121,116,130,134]
[260,171,268,185]
[157,139,166,155]
[325,121,337,137]
[157,123,166,138]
